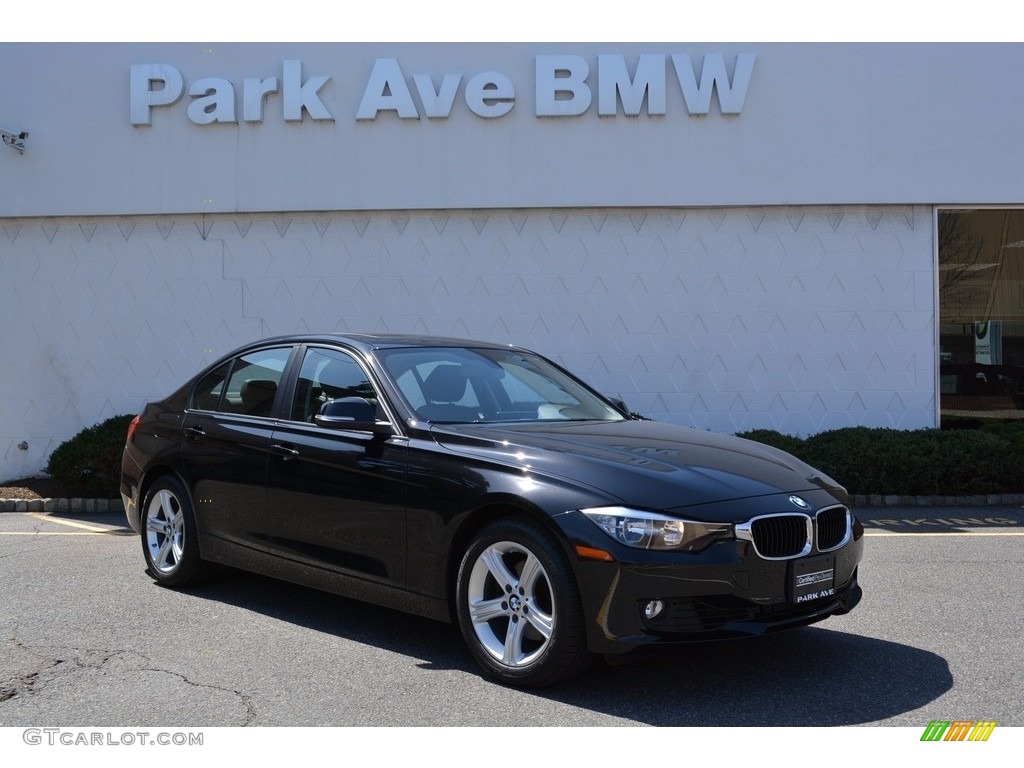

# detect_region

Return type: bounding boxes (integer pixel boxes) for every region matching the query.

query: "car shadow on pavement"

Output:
[184,567,951,727]
[542,628,952,726]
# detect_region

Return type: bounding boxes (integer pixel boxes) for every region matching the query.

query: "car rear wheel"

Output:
[456,518,593,687]
[141,476,210,587]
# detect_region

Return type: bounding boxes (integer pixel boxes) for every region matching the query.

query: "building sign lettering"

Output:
[130,53,755,126]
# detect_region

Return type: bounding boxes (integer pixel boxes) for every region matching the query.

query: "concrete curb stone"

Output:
[850,493,1024,508]
[0,498,124,513]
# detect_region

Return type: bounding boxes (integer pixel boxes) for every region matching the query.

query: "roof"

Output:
[254,332,522,352]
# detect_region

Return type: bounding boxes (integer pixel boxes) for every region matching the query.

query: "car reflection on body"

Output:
[121,334,864,687]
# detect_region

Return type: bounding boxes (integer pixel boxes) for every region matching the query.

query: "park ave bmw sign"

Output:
[129,53,756,125]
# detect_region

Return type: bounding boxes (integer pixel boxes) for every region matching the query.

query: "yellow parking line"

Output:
[25,512,120,533]
[1,531,134,536]
[0,512,135,536]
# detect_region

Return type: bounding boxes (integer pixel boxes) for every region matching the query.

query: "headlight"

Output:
[580,506,731,552]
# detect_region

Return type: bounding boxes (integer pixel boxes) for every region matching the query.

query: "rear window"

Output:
[189,348,291,417]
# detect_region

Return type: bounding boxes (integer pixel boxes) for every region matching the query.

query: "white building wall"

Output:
[4,44,1024,217]
[0,204,935,481]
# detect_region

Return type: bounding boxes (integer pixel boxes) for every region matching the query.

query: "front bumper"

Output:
[557,501,866,655]
[618,567,861,640]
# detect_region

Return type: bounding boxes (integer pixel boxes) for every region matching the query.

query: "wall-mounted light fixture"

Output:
[1,126,28,153]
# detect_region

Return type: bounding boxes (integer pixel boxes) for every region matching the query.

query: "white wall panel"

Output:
[2,44,1023,217]
[0,205,935,481]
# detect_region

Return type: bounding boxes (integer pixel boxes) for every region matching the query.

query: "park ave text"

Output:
[130,53,756,125]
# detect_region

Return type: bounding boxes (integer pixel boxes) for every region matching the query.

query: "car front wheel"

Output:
[141,475,210,587]
[456,518,593,687]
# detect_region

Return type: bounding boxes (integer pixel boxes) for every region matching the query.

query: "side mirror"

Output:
[607,396,644,420]
[315,397,393,434]
[607,397,630,415]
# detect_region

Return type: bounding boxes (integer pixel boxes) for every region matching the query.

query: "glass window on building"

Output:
[939,209,1024,421]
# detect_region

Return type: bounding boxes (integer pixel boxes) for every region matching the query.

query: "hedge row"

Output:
[45,414,136,498]
[736,423,1024,496]
[39,415,1024,499]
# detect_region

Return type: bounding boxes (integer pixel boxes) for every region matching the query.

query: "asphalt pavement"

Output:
[1,503,1021,728]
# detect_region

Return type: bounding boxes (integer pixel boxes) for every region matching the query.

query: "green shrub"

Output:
[45,414,136,498]
[803,427,908,495]
[737,422,1024,496]
[734,429,805,457]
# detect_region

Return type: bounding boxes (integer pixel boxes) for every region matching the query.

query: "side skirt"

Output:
[199,534,451,623]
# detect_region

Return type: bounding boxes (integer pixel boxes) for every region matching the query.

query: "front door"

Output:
[265,346,409,585]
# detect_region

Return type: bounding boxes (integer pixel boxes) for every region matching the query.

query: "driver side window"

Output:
[290,347,380,423]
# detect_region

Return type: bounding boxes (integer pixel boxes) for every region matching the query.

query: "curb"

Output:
[850,494,1024,508]
[0,498,124,513]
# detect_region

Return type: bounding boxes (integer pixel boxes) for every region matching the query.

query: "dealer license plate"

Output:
[792,555,835,604]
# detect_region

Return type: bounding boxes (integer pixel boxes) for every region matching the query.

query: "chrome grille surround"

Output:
[735,513,813,560]
[815,504,852,552]
[735,504,853,560]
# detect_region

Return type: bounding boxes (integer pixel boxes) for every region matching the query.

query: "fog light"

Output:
[643,600,665,620]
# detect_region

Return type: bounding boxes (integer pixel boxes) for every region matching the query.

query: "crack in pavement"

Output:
[1,626,258,726]
[0,542,48,560]
[2,624,63,701]
[136,666,258,726]
[0,671,40,703]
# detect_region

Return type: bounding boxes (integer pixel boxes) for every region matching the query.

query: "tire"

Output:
[455,518,593,687]
[140,475,211,587]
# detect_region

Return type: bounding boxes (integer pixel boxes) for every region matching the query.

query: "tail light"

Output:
[126,415,140,443]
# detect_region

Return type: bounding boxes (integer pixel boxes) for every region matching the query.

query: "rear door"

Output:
[181,345,295,554]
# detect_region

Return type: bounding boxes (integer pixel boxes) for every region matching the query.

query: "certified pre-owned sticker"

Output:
[796,569,834,588]
[793,557,835,603]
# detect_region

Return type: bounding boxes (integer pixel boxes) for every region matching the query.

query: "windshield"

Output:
[377,347,626,424]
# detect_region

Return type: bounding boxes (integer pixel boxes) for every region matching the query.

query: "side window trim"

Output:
[187,346,296,419]
[284,344,399,431]
[188,359,234,413]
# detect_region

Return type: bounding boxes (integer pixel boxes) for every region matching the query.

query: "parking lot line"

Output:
[864,531,1024,537]
[0,512,135,536]
[1,531,134,536]
[25,512,128,532]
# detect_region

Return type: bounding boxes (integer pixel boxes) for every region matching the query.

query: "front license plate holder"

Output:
[791,555,835,605]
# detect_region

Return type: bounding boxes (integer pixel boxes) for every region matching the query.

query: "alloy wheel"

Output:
[465,540,556,668]
[145,488,185,575]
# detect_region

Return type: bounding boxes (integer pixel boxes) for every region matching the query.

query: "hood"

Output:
[428,419,841,512]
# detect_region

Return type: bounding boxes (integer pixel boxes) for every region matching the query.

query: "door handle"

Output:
[184,426,206,440]
[270,444,300,460]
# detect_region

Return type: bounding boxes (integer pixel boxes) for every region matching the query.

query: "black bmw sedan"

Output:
[121,333,863,687]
